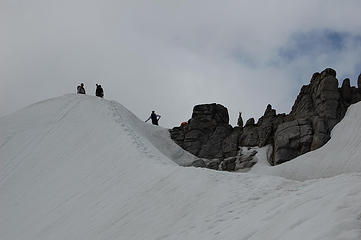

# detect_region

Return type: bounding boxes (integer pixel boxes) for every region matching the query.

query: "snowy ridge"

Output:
[0,94,361,240]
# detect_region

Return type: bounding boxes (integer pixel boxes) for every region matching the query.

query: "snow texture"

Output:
[0,94,361,240]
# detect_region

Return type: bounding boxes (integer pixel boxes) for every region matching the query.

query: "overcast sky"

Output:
[1,0,361,128]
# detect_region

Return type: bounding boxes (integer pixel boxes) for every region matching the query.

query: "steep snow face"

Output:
[0,94,195,169]
[252,102,361,181]
[0,95,361,240]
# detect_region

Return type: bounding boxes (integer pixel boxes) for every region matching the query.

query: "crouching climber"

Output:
[77,83,86,94]
[181,121,188,127]
[95,84,104,98]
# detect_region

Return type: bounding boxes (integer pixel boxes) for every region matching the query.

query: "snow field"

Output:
[0,94,360,240]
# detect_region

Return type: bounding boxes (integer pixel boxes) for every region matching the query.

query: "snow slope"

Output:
[1,94,361,240]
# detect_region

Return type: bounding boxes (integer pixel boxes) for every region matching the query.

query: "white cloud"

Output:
[1,0,361,127]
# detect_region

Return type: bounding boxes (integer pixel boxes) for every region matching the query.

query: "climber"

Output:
[77,83,86,94]
[95,84,104,98]
[181,121,188,127]
[145,111,161,126]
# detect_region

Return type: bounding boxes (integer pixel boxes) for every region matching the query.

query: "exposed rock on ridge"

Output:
[170,104,234,159]
[170,68,361,169]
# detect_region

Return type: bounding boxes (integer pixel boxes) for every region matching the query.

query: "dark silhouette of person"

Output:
[145,111,161,126]
[77,83,86,94]
[95,84,104,98]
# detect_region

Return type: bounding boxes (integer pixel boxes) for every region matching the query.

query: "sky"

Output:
[1,0,361,128]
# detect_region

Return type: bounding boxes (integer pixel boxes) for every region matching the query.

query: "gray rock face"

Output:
[198,125,233,158]
[192,104,229,124]
[274,119,313,165]
[341,78,352,102]
[223,128,241,158]
[239,104,289,148]
[291,69,340,121]
[221,157,236,171]
[240,125,259,146]
[350,88,361,104]
[272,69,340,164]
[236,149,258,170]
[311,116,330,150]
[272,68,361,165]
[206,159,221,170]
[192,147,260,171]
[169,103,237,159]
[170,68,361,170]
[256,104,289,147]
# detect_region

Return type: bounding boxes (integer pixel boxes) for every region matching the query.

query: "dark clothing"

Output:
[77,86,86,94]
[96,85,104,98]
[145,113,161,125]
[181,122,188,127]
[151,113,159,125]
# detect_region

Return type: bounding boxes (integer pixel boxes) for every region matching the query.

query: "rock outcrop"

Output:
[170,68,361,170]
[274,119,313,164]
[273,68,361,164]
[169,103,234,159]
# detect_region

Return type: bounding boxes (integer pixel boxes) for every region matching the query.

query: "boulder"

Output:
[170,103,235,159]
[191,159,206,168]
[221,157,236,171]
[191,104,229,125]
[274,119,313,165]
[206,159,221,170]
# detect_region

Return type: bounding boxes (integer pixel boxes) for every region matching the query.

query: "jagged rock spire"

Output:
[237,112,243,128]
[170,68,361,170]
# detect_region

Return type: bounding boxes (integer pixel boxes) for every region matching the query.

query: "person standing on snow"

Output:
[77,83,86,94]
[95,84,104,98]
[145,111,161,126]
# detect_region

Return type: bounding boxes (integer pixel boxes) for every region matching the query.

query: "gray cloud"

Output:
[1,0,361,127]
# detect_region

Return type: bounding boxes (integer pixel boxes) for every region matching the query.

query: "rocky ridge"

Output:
[169,68,361,170]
